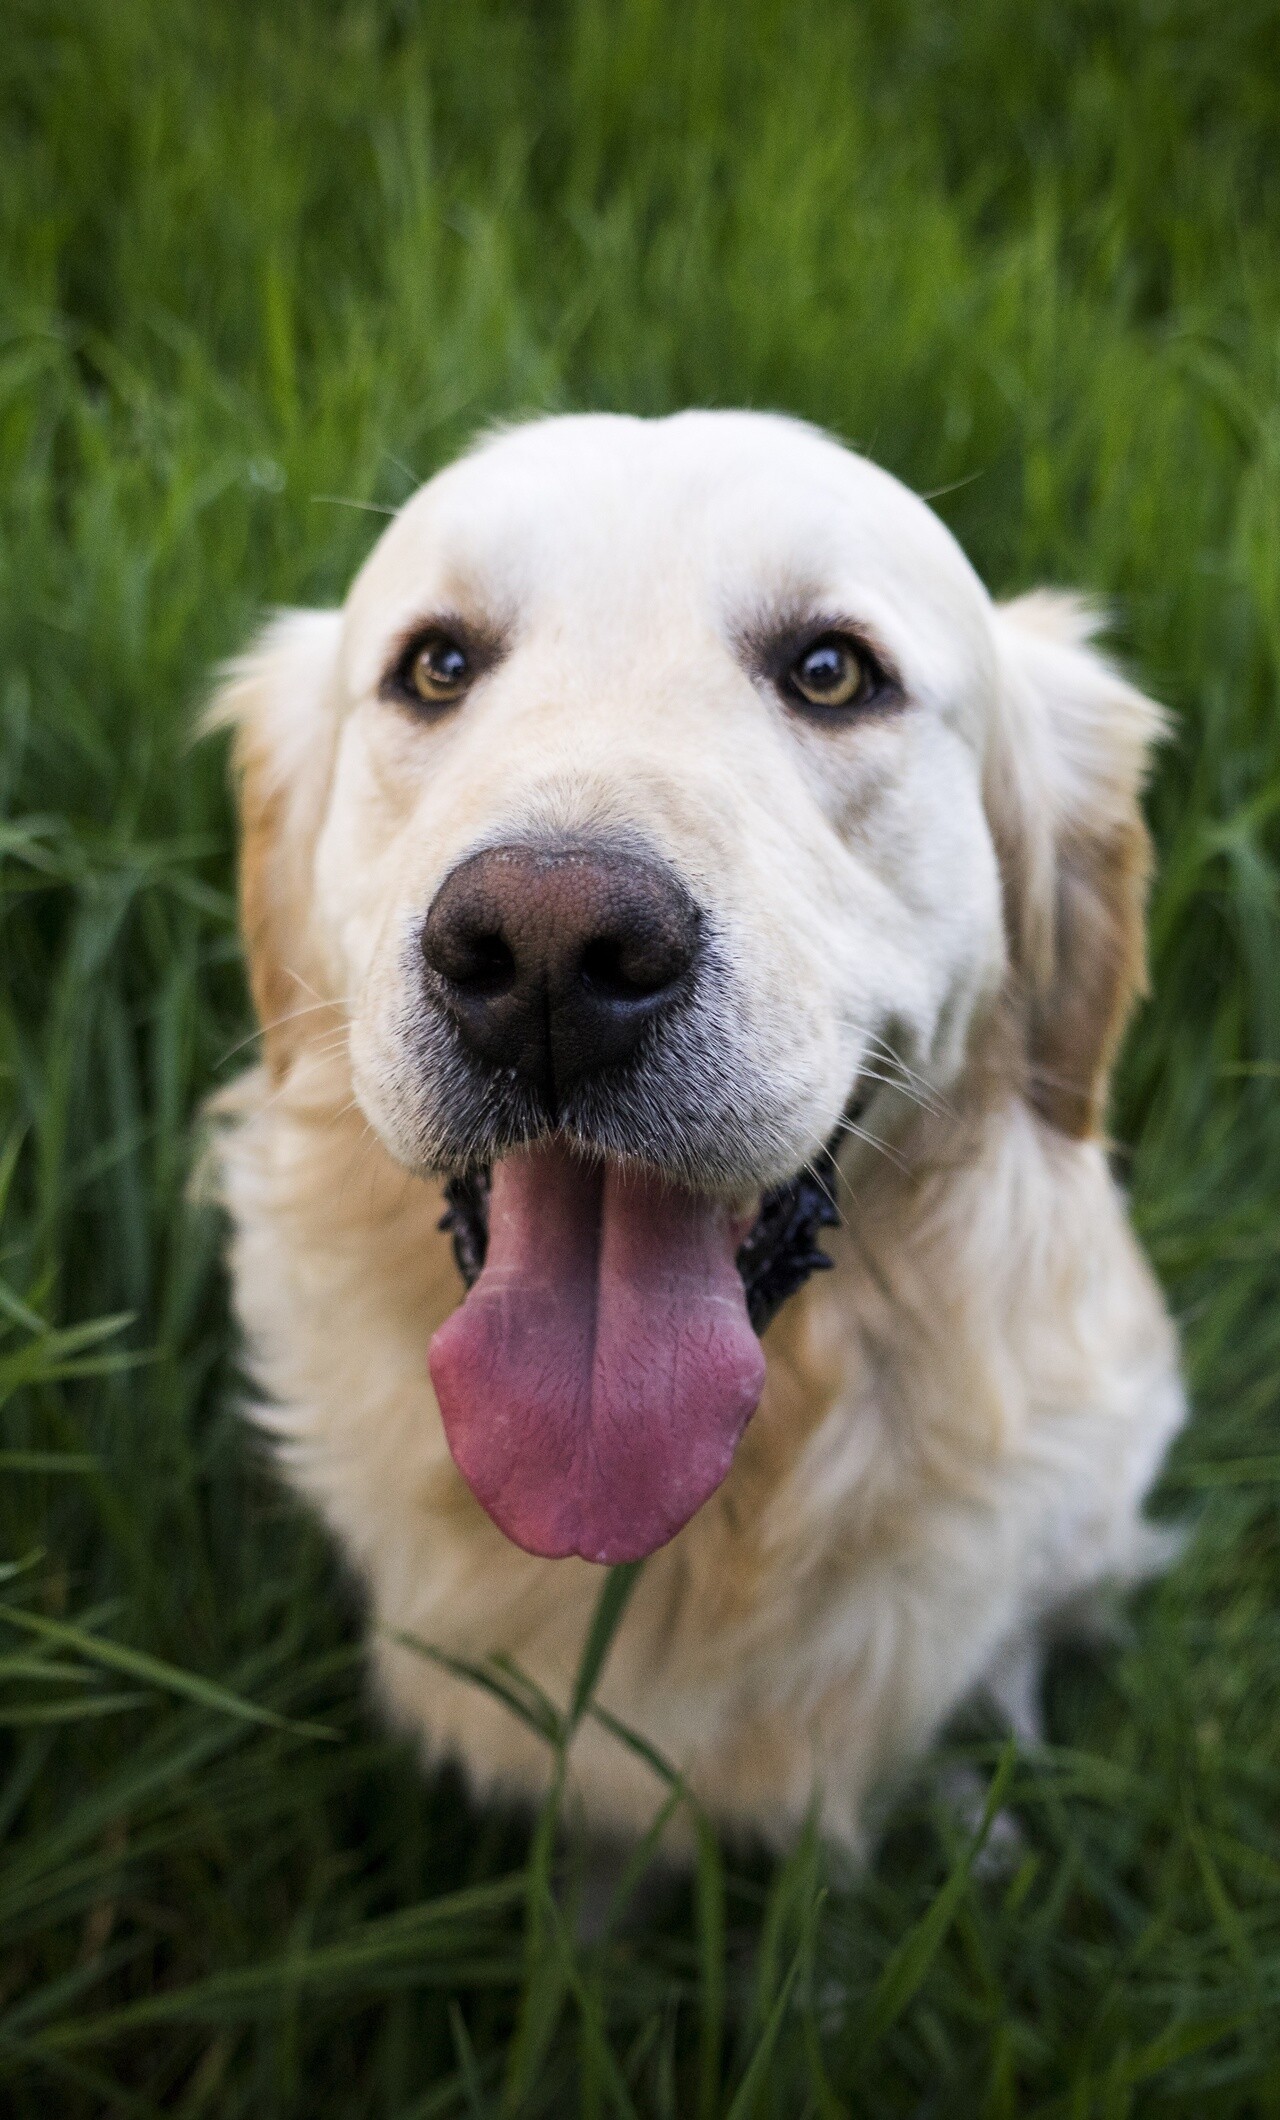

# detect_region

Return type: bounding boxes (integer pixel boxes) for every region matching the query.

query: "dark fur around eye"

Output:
[380,621,504,713]
[773,625,900,721]
[736,609,903,724]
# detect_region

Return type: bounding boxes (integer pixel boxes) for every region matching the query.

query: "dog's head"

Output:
[215,412,1164,1563]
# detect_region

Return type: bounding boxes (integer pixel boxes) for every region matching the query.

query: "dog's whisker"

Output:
[1023,1060,1090,1094]
[836,1017,950,1119]
[850,1062,942,1117]
[283,970,339,1006]
[856,1036,952,1117]
[832,1113,910,1174]
[215,1000,352,1071]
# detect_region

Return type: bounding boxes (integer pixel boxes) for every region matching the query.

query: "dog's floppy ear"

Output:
[205,610,344,1080]
[986,593,1167,1140]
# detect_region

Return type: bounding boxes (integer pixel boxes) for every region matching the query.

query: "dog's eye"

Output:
[786,634,873,712]
[394,630,472,708]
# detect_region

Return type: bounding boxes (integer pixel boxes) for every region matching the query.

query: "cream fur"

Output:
[210,412,1184,1852]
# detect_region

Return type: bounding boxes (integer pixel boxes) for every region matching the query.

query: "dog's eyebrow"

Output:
[729,580,827,654]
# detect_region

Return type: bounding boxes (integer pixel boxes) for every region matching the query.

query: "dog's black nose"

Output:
[421,841,700,1103]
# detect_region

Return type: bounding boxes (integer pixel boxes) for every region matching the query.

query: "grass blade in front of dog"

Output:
[724,1933,806,2120]
[849,1741,1018,2069]
[601,1785,684,1939]
[390,1632,564,1747]
[505,1563,645,2109]
[741,1818,846,2118]
[396,1570,650,2107]
[502,1758,567,2111]
[694,1815,727,2120]
[568,1559,644,1734]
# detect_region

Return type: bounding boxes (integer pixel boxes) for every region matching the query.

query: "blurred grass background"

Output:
[3,0,1280,2110]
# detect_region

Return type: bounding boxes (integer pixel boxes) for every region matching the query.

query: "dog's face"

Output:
[220,412,1162,1565]
[332,413,1004,1189]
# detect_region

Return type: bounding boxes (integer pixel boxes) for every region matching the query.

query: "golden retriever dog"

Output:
[210,412,1184,1852]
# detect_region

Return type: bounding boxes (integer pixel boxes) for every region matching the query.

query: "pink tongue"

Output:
[429,1144,766,1563]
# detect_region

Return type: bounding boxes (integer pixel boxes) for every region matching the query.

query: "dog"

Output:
[210,411,1185,1852]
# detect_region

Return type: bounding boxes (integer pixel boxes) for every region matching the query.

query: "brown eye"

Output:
[405,631,471,706]
[787,634,870,711]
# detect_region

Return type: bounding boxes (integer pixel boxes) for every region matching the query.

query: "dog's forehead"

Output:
[345,413,991,695]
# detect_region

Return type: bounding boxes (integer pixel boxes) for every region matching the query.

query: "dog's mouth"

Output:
[428,1138,841,1564]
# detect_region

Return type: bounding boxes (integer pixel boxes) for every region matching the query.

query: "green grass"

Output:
[3,0,1280,2109]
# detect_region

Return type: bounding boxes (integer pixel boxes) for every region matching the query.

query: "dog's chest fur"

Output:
[217,1046,1183,1850]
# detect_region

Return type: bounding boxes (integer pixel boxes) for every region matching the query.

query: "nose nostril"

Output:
[580,937,636,1001]
[579,934,684,1002]
[460,932,516,995]
[425,924,517,997]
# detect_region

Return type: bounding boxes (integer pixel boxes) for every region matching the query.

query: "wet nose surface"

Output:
[421,841,701,1103]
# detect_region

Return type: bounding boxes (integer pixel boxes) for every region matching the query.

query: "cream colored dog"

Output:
[211,412,1184,1851]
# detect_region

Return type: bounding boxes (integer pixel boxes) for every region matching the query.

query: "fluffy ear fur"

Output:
[987,593,1167,1140]
[205,611,344,1079]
